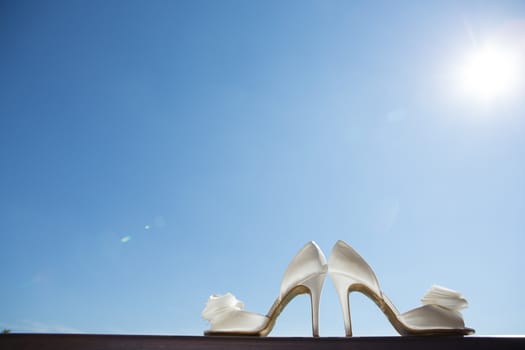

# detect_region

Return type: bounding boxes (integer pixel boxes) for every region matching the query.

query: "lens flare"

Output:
[120,236,131,243]
[459,45,520,100]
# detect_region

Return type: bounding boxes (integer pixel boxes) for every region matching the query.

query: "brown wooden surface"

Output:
[1,334,524,350]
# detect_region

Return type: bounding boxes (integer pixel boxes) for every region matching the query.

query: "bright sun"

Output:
[459,45,520,101]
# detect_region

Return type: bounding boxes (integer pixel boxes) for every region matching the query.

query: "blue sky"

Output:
[1,0,524,336]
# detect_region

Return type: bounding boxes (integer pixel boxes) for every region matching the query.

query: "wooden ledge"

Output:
[1,334,524,350]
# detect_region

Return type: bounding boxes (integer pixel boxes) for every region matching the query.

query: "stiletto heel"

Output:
[202,241,328,337]
[330,272,354,336]
[301,272,326,337]
[329,240,475,336]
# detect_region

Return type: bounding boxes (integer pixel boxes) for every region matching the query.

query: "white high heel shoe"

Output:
[329,240,475,336]
[202,241,328,337]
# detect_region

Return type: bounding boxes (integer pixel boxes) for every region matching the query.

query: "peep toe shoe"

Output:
[202,241,328,337]
[329,240,475,336]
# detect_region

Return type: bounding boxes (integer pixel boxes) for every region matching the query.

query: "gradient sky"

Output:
[1,0,524,336]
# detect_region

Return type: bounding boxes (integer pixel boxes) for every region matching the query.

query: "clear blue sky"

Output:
[1,0,524,336]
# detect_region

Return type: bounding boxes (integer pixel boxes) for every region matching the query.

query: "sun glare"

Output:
[459,45,520,101]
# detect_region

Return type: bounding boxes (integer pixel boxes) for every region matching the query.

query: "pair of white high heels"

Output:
[202,241,474,337]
